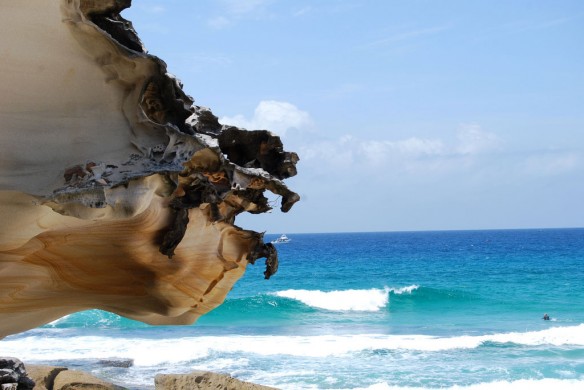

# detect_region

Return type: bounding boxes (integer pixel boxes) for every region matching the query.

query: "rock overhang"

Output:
[0,0,298,338]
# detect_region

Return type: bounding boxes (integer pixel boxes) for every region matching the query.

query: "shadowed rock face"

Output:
[0,0,299,338]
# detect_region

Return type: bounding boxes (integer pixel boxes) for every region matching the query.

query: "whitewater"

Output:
[1,229,583,389]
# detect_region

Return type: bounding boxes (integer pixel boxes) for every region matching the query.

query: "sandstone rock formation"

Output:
[26,364,126,390]
[155,370,278,390]
[0,0,299,338]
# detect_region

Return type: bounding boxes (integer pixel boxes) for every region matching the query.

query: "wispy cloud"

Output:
[208,0,274,29]
[501,16,575,34]
[293,6,313,17]
[456,124,503,155]
[365,25,450,48]
[299,124,503,175]
[358,137,446,166]
[473,15,579,43]
[219,100,312,136]
[297,123,584,184]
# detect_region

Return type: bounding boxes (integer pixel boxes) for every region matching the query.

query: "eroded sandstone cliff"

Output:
[0,0,299,338]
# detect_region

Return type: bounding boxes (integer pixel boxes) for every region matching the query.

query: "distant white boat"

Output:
[271,234,291,244]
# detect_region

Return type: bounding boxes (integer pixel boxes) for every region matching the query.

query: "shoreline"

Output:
[1,358,278,390]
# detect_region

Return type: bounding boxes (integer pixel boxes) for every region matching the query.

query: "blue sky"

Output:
[125,1,584,233]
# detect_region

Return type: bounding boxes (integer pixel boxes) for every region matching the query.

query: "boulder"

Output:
[52,369,127,390]
[0,358,34,390]
[25,365,68,390]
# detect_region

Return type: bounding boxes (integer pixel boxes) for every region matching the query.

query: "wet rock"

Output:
[96,359,134,368]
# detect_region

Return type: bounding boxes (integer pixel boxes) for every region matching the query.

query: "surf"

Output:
[7,324,583,365]
[272,286,419,312]
[350,378,584,390]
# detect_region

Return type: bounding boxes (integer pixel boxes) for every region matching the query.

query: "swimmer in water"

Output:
[543,313,550,320]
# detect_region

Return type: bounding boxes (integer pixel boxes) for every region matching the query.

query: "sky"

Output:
[124,1,584,234]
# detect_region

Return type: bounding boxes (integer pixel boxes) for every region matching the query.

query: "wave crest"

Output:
[389,285,419,295]
[273,288,391,312]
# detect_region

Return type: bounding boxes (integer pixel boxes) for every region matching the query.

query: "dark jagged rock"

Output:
[219,128,299,179]
[0,358,35,390]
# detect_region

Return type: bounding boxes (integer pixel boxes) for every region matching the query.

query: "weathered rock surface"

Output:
[155,370,278,390]
[0,0,299,337]
[51,369,127,390]
[21,364,127,390]
[3,362,278,390]
[23,365,67,390]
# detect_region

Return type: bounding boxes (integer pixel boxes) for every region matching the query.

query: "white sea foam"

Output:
[273,288,390,311]
[388,285,419,295]
[3,324,583,364]
[350,378,584,390]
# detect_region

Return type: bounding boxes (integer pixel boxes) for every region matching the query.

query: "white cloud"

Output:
[456,124,503,155]
[297,124,584,183]
[300,139,355,170]
[220,100,312,136]
[299,125,505,176]
[358,138,445,166]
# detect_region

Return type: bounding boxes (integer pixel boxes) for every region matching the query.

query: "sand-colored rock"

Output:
[25,365,68,390]
[51,369,127,390]
[155,371,278,390]
[0,0,299,338]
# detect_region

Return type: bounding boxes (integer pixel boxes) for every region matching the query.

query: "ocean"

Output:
[2,229,584,389]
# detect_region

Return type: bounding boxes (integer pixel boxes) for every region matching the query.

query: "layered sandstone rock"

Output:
[0,0,299,338]
[155,370,278,390]
[25,364,126,390]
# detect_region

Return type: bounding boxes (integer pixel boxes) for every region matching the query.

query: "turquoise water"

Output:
[2,229,584,389]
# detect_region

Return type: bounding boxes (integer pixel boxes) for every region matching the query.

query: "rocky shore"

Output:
[1,357,277,390]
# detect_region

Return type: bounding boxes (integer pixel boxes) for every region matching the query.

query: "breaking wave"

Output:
[4,324,584,364]
[273,288,390,312]
[273,286,418,312]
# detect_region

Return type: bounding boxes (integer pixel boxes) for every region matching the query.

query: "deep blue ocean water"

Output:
[2,229,584,389]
